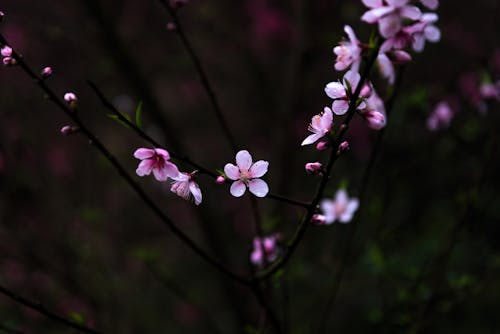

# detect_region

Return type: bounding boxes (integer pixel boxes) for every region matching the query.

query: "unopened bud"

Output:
[337,141,350,155]
[305,162,323,175]
[60,125,79,135]
[1,46,12,57]
[41,66,52,78]
[311,214,327,225]
[0,11,5,23]
[2,57,16,66]
[390,50,412,64]
[316,141,329,151]
[64,92,78,108]
[362,110,386,130]
[166,22,177,32]
[216,175,225,184]
[360,84,372,98]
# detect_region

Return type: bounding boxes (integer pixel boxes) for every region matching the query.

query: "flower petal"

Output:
[154,148,170,160]
[249,160,269,178]
[320,107,334,130]
[134,148,155,160]
[400,5,421,20]
[332,100,349,115]
[164,162,180,178]
[301,133,324,146]
[153,166,169,181]
[236,150,253,170]
[379,13,401,39]
[224,163,240,180]
[230,181,247,197]
[248,179,269,197]
[136,159,154,177]
[343,70,361,92]
[189,182,203,205]
[362,0,383,8]
[425,26,441,42]
[325,82,346,99]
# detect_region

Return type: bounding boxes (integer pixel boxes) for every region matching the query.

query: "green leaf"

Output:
[69,312,86,325]
[107,113,131,129]
[135,101,143,129]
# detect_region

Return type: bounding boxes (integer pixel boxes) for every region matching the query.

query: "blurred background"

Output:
[0,0,499,333]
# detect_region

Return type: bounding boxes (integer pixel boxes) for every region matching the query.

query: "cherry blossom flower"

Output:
[361,0,422,39]
[320,189,359,224]
[301,107,333,146]
[224,150,269,198]
[334,25,362,72]
[134,148,179,181]
[1,46,12,57]
[170,172,202,205]
[325,70,368,115]
[427,101,454,131]
[410,13,441,53]
[420,0,438,10]
[250,234,280,266]
[361,89,386,130]
[41,67,52,78]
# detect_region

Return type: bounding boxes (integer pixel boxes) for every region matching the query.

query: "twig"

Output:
[0,283,100,334]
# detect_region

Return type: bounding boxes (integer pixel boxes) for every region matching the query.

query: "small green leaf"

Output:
[107,113,131,129]
[69,312,86,325]
[135,101,143,129]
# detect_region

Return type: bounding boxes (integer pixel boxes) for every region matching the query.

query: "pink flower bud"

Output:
[360,84,372,98]
[216,176,225,184]
[391,50,412,64]
[64,92,78,108]
[1,46,12,57]
[362,110,386,130]
[2,57,16,66]
[316,141,329,151]
[0,11,4,22]
[41,66,52,78]
[305,162,323,175]
[311,214,327,225]
[337,141,349,155]
[60,125,79,135]
[166,22,177,32]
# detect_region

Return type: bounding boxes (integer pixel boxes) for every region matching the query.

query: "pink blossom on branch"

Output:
[420,0,439,10]
[319,189,359,224]
[134,148,179,181]
[333,25,362,72]
[224,150,269,198]
[170,172,202,205]
[410,13,441,52]
[427,101,455,131]
[361,89,386,130]
[250,234,280,266]
[301,107,333,146]
[325,70,368,115]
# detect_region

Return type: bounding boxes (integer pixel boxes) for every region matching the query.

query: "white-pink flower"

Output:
[325,70,367,115]
[427,101,454,131]
[134,148,179,181]
[301,107,333,146]
[410,13,441,53]
[320,189,359,224]
[250,234,280,266]
[333,25,362,72]
[361,0,422,39]
[170,172,202,205]
[224,150,269,198]
[362,88,386,130]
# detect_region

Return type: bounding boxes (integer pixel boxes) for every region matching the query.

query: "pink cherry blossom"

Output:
[361,0,422,39]
[362,89,386,130]
[250,234,280,266]
[1,46,12,57]
[224,150,269,198]
[301,107,333,146]
[170,172,202,205]
[410,13,441,53]
[333,25,362,72]
[305,162,323,175]
[420,0,438,10]
[325,70,367,115]
[320,189,359,224]
[427,101,454,131]
[134,147,179,181]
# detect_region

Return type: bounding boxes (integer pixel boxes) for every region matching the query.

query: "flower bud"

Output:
[316,141,329,151]
[216,175,225,184]
[60,125,79,135]
[362,110,386,130]
[311,214,327,225]
[337,141,350,155]
[391,50,412,64]
[360,83,372,98]
[166,22,177,32]
[2,57,16,66]
[1,46,12,57]
[41,66,52,78]
[305,162,323,175]
[64,92,78,109]
[0,11,5,23]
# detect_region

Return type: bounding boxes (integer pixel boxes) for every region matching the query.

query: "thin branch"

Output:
[0,283,100,334]
[157,0,238,153]
[87,80,309,209]
[251,285,283,334]
[254,42,382,281]
[0,33,250,288]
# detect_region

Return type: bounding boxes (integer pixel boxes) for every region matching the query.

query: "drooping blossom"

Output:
[319,189,359,224]
[224,150,269,198]
[170,172,202,205]
[334,25,362,72]
[250,234,280,266]
[361,89,386,130]
[410,13,441,52]
[420,0,438,10]
[426,101,454,131]
[134,148,179,181]
[361,0,422,39]
[325,70,368,115]
[377,50,411,84]
[301,107,333,146]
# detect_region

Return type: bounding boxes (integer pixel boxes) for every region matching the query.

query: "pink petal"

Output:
[386,0,408,6]
[325,82,346,99]
[379,13,402,38]
[320,107,333,129]
[420,0,438,10]
[236,150,253,170]
[230,181,247,197]
[344,25,357,44]
[154,148,170,160]
[224,163,240,180]
[425,26,441,42]
[332,100,349,115]
[136,159,154,177]
[249,160,269,178]
[189,182,202,205]
[164,162,180,178]
[361,7,394,24]
[412,34,425,52]
[248,179,269,197]
[335,189,349,207]
[320,200,336,224]
[377,53,395,85]
[134,148,155,160]
[343,70,361,92]
[400,5,421,20]
[153,166,169,181]
[362,0,383,8]
[301,133,324,146]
